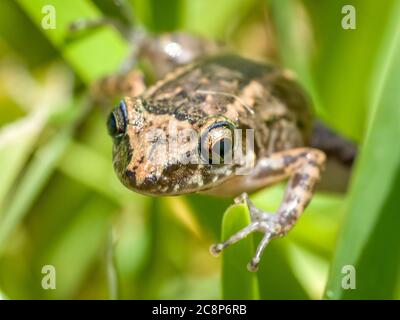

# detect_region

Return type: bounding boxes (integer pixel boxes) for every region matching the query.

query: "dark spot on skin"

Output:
[142,100,173,115]
[163,162,199,176]
[308,160,319,168]
[176,90,188,99]
[283,151,309,166]
[163,163,181,175]
[143,98,207,125]
[174,110,189,122]
[291,173,310,189]
[138,155,145,164]
[141,175,158,189]
[256,167,285,179]
[288,208,298,218]
[174,107,207,124]
[127,85,133,91]
[125,170,136,187]
[194,94,206,103]
[297,120,305,130]
[283,155,296,166]
[127,147,133,163]
[265,116,279,127]
[205,55,271,79]
[291,173,303,188]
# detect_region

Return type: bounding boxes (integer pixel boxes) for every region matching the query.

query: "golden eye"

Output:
[199,121,234,164]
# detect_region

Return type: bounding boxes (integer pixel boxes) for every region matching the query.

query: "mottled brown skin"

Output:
[112,55,314,195]
[91,32,219,108]
[104,33,326,272]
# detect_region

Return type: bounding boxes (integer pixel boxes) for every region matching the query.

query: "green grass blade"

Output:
[0,0,57,66]
[17,0,128,83]
[0,99,87,256]
[0,111,46,212]
[183,0,258,38]
[129,0,153,29]
[221,203,259,300]
[56,141,135,204]
[106,230,119,300]
[149,0,185,31]
[38,196,114,299]
[269,0,325,117]
[325,2,400,299]
[302,0,397,141]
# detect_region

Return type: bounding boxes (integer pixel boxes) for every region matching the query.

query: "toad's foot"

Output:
[210,148,326,272]
[210,193,284,272]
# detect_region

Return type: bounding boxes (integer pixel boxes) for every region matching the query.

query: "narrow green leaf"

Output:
[149,0,185,31]
[129,0,153,29]
[185,194,230,240]
[302,0,397,141]
[183,0,258,38]
[285,241,329,299]
[56,141,137,204]
[256,240,310,300]
[106,231,119,300]
[0,0,57,66]
[221,203,259,300]
[269,0,325,117]
[0,99,87,256]
[325,1,400,299]
[17,0,128,83]
[38,196,114,299]
[0,110,47,212]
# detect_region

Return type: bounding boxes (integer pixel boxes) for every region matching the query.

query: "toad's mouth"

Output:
[117,161,236,196]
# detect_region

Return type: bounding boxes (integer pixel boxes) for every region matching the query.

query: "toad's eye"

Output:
[211,136,232,162]
[107,100,128,139]
[199,121,234,164]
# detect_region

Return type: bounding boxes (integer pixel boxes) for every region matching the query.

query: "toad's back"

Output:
[141,54,313,156]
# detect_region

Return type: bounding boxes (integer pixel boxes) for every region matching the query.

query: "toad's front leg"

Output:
[210,148,326,271]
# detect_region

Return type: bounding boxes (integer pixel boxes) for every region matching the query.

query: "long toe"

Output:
[209,243,223,256]
[247,258,259,272]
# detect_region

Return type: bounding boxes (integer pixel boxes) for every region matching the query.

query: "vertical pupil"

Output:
[217,140,225,158]
[211,138,231,162]
[199,121,235,164]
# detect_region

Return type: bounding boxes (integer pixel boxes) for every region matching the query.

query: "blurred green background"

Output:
[0,0,399,300]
